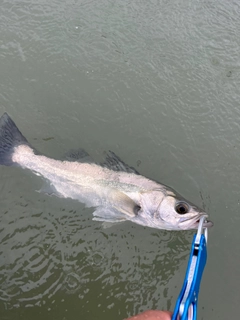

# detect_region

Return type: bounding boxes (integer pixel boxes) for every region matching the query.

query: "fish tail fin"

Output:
[0,113,29,166]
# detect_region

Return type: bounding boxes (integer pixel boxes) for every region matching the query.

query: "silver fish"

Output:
[0,113,212,230]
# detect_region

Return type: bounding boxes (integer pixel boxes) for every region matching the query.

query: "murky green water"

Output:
[1,0,240,319]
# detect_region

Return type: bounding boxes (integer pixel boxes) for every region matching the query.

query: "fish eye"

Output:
[175,202,189,215]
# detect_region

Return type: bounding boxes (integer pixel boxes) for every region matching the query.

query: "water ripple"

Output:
[0,212,65,305]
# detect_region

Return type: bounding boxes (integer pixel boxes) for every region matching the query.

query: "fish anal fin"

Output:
[37,182,63,198]
[101,221,125,229]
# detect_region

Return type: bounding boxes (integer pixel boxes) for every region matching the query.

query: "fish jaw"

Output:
[178,213,213,230]
[188,217,214,229]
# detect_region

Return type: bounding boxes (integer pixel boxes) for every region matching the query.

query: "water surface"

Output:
[1,1,240,319]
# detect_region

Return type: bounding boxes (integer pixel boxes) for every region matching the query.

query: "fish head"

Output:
[138,189,213,231]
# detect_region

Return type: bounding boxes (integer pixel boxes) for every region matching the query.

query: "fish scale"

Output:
[0,113,213,231]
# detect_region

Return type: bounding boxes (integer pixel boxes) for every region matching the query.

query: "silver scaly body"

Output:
[0,113,213,231]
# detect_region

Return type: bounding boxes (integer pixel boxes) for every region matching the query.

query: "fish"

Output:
[0,112,213,231]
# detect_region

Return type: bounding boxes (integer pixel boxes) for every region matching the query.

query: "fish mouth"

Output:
[193,218,213,229]
[180,214,213,230]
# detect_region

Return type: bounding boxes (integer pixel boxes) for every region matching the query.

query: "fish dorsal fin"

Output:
[101,151,139,174]
[65,148,94,163]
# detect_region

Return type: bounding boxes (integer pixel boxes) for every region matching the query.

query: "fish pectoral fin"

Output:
[107,189,140,218]
[92,189,139,223]
[92,191,139,223]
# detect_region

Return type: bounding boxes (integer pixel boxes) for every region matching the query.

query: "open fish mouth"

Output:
[192,218,213,229]
[179,215,213,230]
